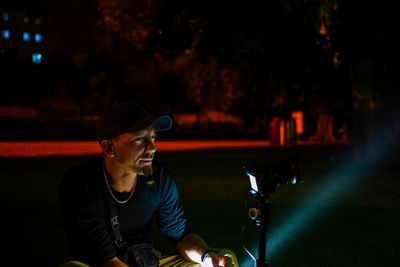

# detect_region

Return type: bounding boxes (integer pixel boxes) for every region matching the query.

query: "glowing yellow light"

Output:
[319,23,327,35]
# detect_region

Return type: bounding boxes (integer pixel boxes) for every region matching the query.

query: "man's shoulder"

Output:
[150,161,179,193]
[62,156,103,186]
[59,156,105,209]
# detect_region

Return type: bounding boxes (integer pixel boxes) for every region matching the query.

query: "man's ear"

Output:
[100,140,116,157]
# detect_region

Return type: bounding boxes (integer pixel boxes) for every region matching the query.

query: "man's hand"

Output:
[176,233,238,266]
[202,249,238,267]
[202,251,221,267]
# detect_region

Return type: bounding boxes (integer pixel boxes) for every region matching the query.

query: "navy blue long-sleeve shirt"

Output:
[59,157,190,266]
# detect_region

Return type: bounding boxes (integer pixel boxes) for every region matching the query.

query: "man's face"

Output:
[111,126,157,176]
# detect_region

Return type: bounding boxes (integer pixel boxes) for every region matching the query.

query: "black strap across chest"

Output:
[106,192,124,248]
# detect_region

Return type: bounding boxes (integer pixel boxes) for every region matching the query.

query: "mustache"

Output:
[140,154,154,160]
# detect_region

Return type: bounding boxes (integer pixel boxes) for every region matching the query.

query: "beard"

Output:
[138,164,153,176]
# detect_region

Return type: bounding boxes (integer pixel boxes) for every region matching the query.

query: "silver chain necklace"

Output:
[103,165,136,204]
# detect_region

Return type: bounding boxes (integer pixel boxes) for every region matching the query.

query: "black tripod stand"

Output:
[249,192,271,267]
[244,161,300,267]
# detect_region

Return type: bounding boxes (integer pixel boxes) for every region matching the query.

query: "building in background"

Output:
[0,7,45,64]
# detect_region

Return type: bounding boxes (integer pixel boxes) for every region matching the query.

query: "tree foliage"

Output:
[96,0,343,114]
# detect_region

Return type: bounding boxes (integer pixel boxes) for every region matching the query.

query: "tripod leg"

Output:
[256,199,269,267]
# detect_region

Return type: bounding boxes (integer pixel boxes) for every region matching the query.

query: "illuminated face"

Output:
[111,126,157,176]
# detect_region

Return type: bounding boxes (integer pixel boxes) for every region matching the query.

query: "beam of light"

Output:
[267,162,364,254]
[240,162,367,266]
[240,136,390,266]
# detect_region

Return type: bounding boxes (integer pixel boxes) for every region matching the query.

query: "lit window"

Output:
[32,53,42,64]
[2,30,10,39]
[23,32,30,41]
[23,16,29,23]
[3,13,9,21]
[35,18,41,25]
[34,33,42,42]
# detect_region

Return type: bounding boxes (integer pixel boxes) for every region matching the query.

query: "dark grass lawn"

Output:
[1,145,399,266]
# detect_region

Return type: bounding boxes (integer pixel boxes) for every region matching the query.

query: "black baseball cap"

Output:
[97,101,172,143]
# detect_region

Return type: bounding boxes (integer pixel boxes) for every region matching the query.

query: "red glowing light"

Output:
[0,140,271,157]
[291,111,304,135]
[280,121,285,146]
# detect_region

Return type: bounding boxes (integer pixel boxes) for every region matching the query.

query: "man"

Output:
[59,101,237,267]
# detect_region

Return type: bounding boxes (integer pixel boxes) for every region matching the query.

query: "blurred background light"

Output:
[34,33,42,42]
[2,12,8,21]
[32,53,42,64]
[23,32,31,41]
[2,29,10,39]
